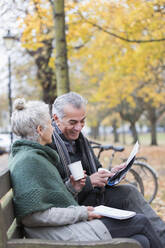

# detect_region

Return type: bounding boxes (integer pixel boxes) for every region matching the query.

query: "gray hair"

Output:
[11,98,50,142]
[52,92,87,119]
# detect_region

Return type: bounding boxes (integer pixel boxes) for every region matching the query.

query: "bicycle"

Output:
[90,141,158,204]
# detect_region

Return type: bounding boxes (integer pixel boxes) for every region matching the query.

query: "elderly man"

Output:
[49,91,165,246]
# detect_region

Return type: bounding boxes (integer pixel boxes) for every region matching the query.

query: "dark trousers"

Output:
[78,184,165,246]
[101,214,163,248]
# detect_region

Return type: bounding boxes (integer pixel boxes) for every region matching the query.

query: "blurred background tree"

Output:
[1,0,165,145]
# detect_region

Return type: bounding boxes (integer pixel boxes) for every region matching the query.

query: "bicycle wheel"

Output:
[123,168,144,196]
[129,161,158,204]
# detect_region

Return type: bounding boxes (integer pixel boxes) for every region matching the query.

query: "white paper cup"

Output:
[68,161,84,181]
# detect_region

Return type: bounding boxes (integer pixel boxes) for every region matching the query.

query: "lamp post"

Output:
[3,30,16,145]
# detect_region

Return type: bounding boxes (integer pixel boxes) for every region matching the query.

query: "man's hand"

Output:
[90,169,113,188]
[111,163,126,174]
[86,206,101,220]
[70,171,87,192]
[111,163,127,180]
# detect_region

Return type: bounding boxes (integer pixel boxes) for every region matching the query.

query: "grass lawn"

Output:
[90,132,165,146]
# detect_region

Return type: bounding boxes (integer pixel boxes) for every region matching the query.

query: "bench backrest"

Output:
[0,165,142,248]
[0,166,22,248]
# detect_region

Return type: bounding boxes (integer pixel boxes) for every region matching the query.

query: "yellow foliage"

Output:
[18,0,165,113]
[20,0,53,50]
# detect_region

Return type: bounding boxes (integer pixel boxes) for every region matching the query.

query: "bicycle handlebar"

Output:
[100,145,125,152]
[90,141,125,153]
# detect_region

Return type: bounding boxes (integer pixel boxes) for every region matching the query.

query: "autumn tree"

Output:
[102,112,121,143]
[17,0,165,145]
[50,0,70,95]
[117,97,144,144]
[67,0,165,144]
[27,39,57,104]
[20,0,74,98]
[20,0,57,103]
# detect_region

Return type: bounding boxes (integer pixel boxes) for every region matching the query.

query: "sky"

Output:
[0,1,17,94]
[0,0,26,97]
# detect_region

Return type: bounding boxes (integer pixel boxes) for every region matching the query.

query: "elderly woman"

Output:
[9,98,163,248]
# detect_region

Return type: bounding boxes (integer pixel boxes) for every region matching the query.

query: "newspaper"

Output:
[107,141,139,186]
[93,205,136,220]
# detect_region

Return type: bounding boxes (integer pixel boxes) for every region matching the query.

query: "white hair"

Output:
[11,98,50,142]
[52,92,87,119]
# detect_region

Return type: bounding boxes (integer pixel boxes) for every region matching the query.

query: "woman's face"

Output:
[38,119,53,145]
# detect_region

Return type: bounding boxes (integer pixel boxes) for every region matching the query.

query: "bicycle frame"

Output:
[90,140,158,204]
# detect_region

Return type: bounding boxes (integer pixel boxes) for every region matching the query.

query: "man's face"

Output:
[54,104,86,141]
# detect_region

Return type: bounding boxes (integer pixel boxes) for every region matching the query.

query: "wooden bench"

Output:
[0,165,142,248]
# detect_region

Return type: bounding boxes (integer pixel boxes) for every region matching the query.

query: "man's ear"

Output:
[53,114,61,127]
[36,125,43,135]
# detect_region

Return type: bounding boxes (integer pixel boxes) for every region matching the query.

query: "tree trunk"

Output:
[112,119,119,143]
[28,39,57,106]
[121,120,126,145]
[53,0,70,96]
[146,107,158,146]
[90,125,100,140]
[130,122,139,144]
[150,121,157,145]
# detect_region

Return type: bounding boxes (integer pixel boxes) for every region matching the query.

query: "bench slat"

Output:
[7,219,17,240]
[0,205,7,248]
[7,238,142,248]
[0,168,11,198]
[1,190,16,234]
[7,219,23,240]
[1,189,13,210]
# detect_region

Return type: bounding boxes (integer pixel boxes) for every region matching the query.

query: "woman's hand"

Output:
[70,171,87,192]
[86,206,102,220]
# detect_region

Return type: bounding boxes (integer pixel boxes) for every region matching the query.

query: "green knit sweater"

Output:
[9,139,78,219]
